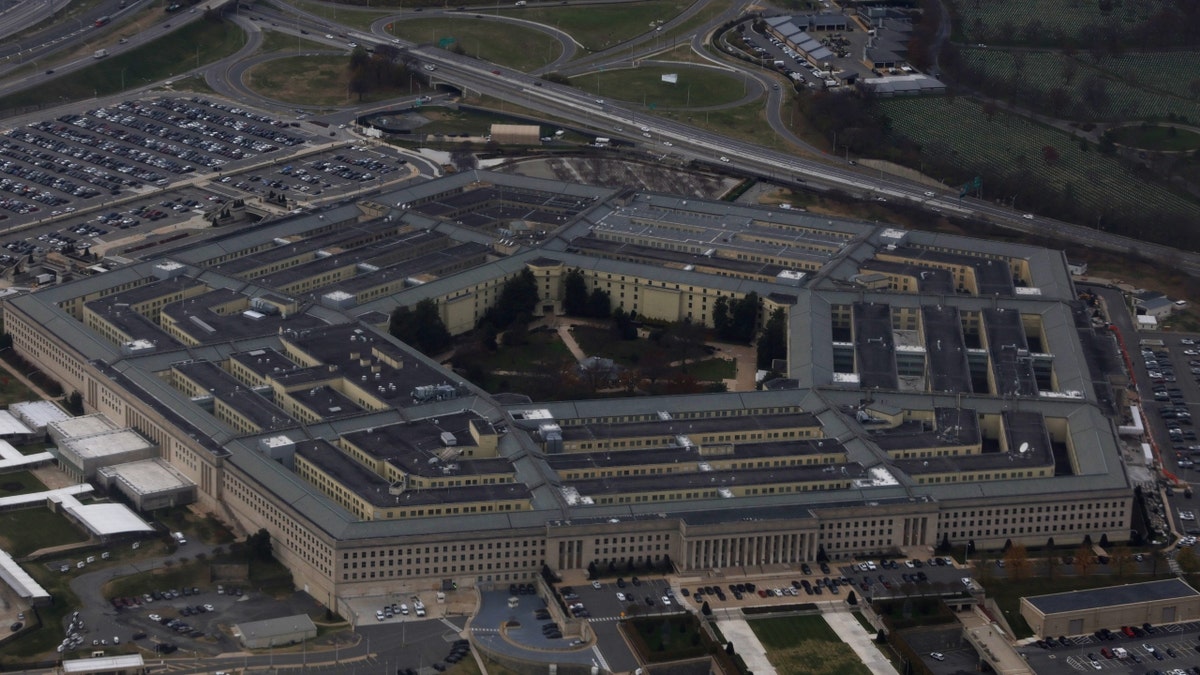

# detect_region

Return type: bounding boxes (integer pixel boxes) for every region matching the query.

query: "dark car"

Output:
[10,622,21,632]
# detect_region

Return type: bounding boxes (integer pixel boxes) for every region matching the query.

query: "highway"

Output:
[5,0,1200,275]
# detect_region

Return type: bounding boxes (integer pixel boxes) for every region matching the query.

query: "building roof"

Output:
[49,414,119,440]
[1025,578,1200,615]
[62,500,155,536]
[234,614,318,641]
[62,654,145,673]
[0,547,50,601]
[96,458,195,496]
[9,400,69,430]
[0,410,32,436]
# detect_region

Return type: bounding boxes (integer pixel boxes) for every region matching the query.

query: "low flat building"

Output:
[1020,579,1200,637]
[96,459,197,511]
[234,614,317,649]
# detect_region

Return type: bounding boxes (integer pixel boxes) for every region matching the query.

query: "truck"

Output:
[171,531,187,545]
[593,137,610,147]
[1112,647,1128,659]
[93,49,109,59]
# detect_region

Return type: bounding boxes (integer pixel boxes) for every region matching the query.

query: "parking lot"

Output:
[61,579,316,659]
[0,96,310,230]
[683,556,969,611]
[1022,622,1200,674]
[215,146,412,202]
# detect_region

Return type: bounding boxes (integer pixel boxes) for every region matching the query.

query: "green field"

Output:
[949,0,1156,44]
[880,96,1200,221]
[0,17,244,112]
[258,29,333,54]
[497,0,687,52]
[1109,125,1200,152]
[384,17,563,71]
[0,507,88,557]
[245,54,418,106]
[286,0,387,31]
[749,615,871,675]
[0,471,47,498]
[957,47,1200,122]
[572,65,747,108]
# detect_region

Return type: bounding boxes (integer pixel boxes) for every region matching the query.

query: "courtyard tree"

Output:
[389,299,451,356]
[1004,543,1031,581]
[1074,544,1095,577]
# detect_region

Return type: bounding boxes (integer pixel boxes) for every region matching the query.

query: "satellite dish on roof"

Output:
[1018,442,1030,454]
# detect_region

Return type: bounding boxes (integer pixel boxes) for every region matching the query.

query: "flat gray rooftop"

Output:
[1025,579,1200,615]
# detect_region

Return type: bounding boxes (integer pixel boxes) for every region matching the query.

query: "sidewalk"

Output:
[823,606,899,675]
[712,613,777,675]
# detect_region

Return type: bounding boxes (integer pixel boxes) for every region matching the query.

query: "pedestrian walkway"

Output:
[823,607,899,675]
[713,613,778,675]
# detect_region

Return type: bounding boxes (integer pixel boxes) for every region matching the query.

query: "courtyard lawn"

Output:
[750,615,871,675]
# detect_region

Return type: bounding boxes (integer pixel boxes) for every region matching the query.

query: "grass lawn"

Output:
[750,615,871,675]
[0,368,35,405]
[571,65,747,108]
[880,97,1200,223]
[673,356,734,381]
[384,17,563,72]
[852,611,875,634]
[159,506,239,546]
[0,508,88,557]
[285,0,387,31]
[571,325,653,367]
[1109,125,1200,152]
[654,98,796,153]
[104,557,213,599]
[481,331,573,371]
[0,18,244,110]
[258,29,333,55]
[497,0,687,53]
[245,55,409,106]
[0,470,47,498]
[2,563,83,662]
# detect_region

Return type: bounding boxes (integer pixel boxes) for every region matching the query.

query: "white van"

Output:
[400,603,409,615]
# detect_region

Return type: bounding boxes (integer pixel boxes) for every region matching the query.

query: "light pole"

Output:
[120,67,126,91]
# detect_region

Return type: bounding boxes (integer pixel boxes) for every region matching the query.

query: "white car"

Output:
[591,580,601,589]
[1022,213,1035,219]
[923,191,935,197]
[616,592,626,602]
[148,614,161,622]
[719,156,730,163]
[930,652,945,661]
[661,595,671,605]
[663,141,673,147]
